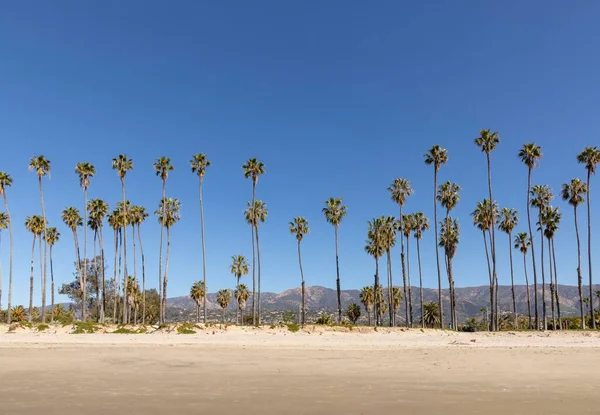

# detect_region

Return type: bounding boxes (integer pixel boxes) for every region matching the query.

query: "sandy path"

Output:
[1,330,599,414]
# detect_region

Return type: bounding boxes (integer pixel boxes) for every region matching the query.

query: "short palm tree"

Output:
[518,143,542,329]
[75,162,95,323]
[562,178,588,327]
[61,207,83,318]
[45,227,59,323]
[190,153,211,323]
[514,232,533,329]
[322,197,347,323]
[155,197,180,322]
[289,217,309,324]
[234,284,250,325]
[216,289,232,323]
[439,217,459,330]
[11,305,26,322]
[531,184,553,329]
[25,215,44,322]
[190,281,206,323]
[412,212,429,328]
[29,155,51,323]
[391,286,402,319]
[245,200,268,324]
[0,171,14,323]
[577,146,600,329]
[359,286,375,326]
[424,145,448,327]
[112,154,133,323]
[365,217,385,325]
[497,207,519,328]
[422,302,440,328]
[130,205,148,324]
[230,255,249,323]
[0,212,7,313]
[243,158,265,324]
[88,198,108,322]
[346,303,361,324]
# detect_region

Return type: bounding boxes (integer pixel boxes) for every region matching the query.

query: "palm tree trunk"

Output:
[508,232,517,329]
[552,238,561,329]
[3,192,13,324]
[526,167,539,330]
[586,170,595,329]
[399,204,409,327]
[162,226,171,322]
[199,176,208,324]
[256,224,262,325]
[50,244,55,323]
[93,231,100,320]
[82,187,88,323]
[251,181,257,325]
[71,230,83,320]
[448,257,456,330]
[523,252,532,329]
[138,225,146,325]
[539,209,547,330]
[98,227,106,324]
[122,178,129,325]
[0,231,3,314]
[387,250,393,327]
[112,228,118,323]
[574,205,585,329]
[367,307,371,326]
[38,177,48,324]
[548,236,555,330]
[158,180,166,323]
[417,237,425,328]
[196,304,200,324]
[482,230,492,330]
[116,228,122,322]
[298,240,306,325]
[28,235,35,322]
[335,225,342,324]
[222,307,225,324]
[374,256,380,326]
[406,235,413,327]
[486,153,498,332]
[131,224,137,322]
[433,169,443,328]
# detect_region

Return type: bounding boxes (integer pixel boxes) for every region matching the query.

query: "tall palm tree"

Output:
[153,156,173,323]
[541,206,562,329]
[322,197,347,323]
[25,215,44,322]
[107,210,121,322]
[365,217,385,325]
[234,284,250,325]
[475,129,500,331]
[439,217,459,330]
[216,289,232,323]
[413,212,429,328]
[155,197,181,322]
[191,153,211,323]
[230,254,249,324]
[400,214,416,327]
[44,227,59,323]
[359,286,375,326]
[518,143,542,329]
[0,212,7,313]
[242,158,265,325]
[130,205,148,324]
[75,162,95,322]
[437,181,461,217]
[88,216,102,319]
[0,172,14,323]
[531,184,553,330]
[577,146,600,329]
[88,198,108,322]
[380,216,397,326]
[61,207,83,318]
[388,178,413,326]
[245,200,268,324]
[112,155,133,323]
[498,207,519,328]
[190,281,206,323]
[289,217,309,325]
[29,155,51,323]
[424,145,448,327]
[514,232,532,329]
[562,178,588,327]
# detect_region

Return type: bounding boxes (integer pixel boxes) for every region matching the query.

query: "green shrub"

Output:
[281,311,296,324]
[37,324,49,332]
[71,321,101,334]
[315,313,333,325]
[286,323,300,333]
[177,322,196,334]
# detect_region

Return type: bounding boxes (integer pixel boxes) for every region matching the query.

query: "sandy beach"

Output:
[1,325,599,414]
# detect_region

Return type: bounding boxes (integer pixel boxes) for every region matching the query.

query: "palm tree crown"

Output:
[289,217,309,241]
[412,212,429,239]
[216,289,232,309]
[29,155,51,178]
[562,178,587,207]
[474,129,500,154]
[154,198,181,228]
[514,232,531,254]
[577,146,600,174]
[75,162,96,190]
[0,171,13,195]
[111,154,133,180]
[497,208,519,235]
[230,255,249,280]
[424,145,448,171]
[45,227,60,246]
[437,181,461,212]
[25,215,46,236]
[153,156,174,182]
[530,185,554,209]
[539,206,562,240]
[439,217,460,259]
[471,199,498,231]
[245,200,268,227]
[190,281,206,305]
[0,212,8,232]
[61,207,83,232]
[322,197,347,227]
[518,143,543,169]
[190,153,211,178]
[242,158,265,184]
[388,178,413,206]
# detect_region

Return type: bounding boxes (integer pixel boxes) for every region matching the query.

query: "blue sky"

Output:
[1,1,599,306]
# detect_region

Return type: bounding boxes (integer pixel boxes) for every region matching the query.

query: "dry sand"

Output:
[1,325,599,414]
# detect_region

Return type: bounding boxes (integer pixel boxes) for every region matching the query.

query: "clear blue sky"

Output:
[1,1,599,306]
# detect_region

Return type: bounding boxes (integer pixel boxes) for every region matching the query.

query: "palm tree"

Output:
[391,286,402,321]
[112,155,133,323]
[439,217,459,330]
[365,217,385,325]
[155,197,181,322]
[153,156,173,323]
[562,178,588,327]
[130,205,148,324]
[437,181,461,217]
[25,215,44,322]
[289,217,309,325]
[191,153,211,324]
[424,145,448,327]
[422,302,440,328]
[380,216,397,326]
[230,255,249,324]
[88,198,108,322]
[413,212,429,328]
[125,275,139,324]
[107,210,121,322]
[234,284,250,325]
[45,227,59,323]
[216,289,232,323]
[388,178,413,326]
[359,286,375,326]
[498,207,519,328]
[243,158,265,324]
[540,206,562,329]
[29,155,51,323]
[190,281,206,323]
[0,212,7,313]
[514,232,533,329]
[245,200,268,324]
[400,214,416,327]
[61,207,83,317]
[518,143,542,329]
[475,129,500,331]
[531,184,553,329]
[0,171,14,323]
[346,303,361,324]
[88,216,102,319]
[75,162,95,322]
[577,146,600,329]
[322,197,347,323]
